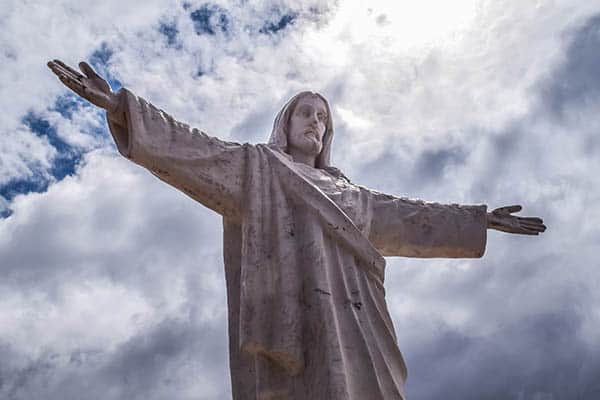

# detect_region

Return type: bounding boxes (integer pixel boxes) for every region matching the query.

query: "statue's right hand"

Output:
[47,60,119,112]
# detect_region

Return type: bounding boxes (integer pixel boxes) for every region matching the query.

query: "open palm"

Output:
[488,205,546,235]
[47,59,118,112]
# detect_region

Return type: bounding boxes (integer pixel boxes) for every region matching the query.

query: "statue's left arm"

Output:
[367,191,545,258]
[367,192,488,258]
[106,88,245,219]
[47,59,245,219]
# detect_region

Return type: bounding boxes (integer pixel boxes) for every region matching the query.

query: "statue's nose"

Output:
[309,113,320,126]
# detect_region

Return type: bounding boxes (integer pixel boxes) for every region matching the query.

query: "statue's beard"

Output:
[292,139,322,156]
[309,140,323,155]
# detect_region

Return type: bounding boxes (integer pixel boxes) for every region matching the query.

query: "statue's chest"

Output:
[295,166,369,233]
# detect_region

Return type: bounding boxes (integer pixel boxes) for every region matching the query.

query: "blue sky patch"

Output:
[259,12,297,35]
[89,43,122,91]
[52,93,87,119]
[0,173,49,202]
[0,113,83,206]
[22,112,83,182]
[159,22,180,47]
[190,4,230,35]
[90,43,113,68]
[23,112,70,155]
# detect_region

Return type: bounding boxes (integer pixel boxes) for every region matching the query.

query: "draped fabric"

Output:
[107,88,488,399]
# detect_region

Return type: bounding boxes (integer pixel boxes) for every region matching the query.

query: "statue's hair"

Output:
[268,91,348,180]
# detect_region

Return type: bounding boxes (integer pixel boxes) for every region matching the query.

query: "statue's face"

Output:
[287,95,328,158]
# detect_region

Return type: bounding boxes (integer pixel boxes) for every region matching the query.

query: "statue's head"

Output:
[268,91,334,169]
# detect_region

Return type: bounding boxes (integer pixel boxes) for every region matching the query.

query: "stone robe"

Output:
[107,89,488,400]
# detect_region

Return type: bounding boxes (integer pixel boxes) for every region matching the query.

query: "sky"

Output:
[1,0,600,399]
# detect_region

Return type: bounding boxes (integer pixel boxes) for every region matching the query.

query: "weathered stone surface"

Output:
[47,60,546,400]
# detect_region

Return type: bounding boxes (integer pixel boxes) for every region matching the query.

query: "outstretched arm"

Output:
[367,191,546,258]
[47,59,246,220]
[367,192,489,258]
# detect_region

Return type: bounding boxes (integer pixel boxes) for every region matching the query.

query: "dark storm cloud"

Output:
[0,315,230,400]
[97,317,229,400]
[413,145,469,183]
[344,139,471,202]
[394,243,600,400]
[540,14,600,118]
[347,12,600,400]
[467,13,600,201]
[0,153,230,399]
[406,310,600,399]
[465,123,526,201]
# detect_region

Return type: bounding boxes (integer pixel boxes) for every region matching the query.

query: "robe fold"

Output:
[107,88,488,400]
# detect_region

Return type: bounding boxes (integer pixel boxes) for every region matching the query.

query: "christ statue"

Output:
[47,60,546,400]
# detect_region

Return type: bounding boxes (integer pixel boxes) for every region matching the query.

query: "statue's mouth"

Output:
[305,129,318,140]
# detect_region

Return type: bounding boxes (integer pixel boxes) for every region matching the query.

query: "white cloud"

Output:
[2,0,600,398]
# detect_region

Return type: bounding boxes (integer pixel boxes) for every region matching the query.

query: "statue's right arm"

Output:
[366,190,488,258]
[48,60,245,220]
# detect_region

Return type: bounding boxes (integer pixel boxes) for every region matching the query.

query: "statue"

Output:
[47,60,546,400]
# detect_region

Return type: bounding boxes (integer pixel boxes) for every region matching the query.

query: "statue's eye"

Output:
[318,113,326,121]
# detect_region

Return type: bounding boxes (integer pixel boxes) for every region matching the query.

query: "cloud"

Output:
[0,150,230,399]
[540,14,600,118]
[1,1,600,399]
[0,313,230,400]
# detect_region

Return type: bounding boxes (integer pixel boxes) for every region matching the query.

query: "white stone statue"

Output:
[47,60,546,400]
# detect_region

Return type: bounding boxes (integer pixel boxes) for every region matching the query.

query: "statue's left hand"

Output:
[487,205,546,235]
[47,59,118,112]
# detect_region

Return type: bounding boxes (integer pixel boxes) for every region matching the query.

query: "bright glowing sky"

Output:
[2,1,600,399]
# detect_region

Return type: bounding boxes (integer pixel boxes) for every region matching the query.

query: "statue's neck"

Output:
[288,148,317,168]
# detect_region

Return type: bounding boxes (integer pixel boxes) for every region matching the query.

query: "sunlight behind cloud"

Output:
[328,0,479,50]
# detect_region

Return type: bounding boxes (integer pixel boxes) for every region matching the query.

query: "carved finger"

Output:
[521,222,546,232]
[491,224,519,234]
[512,225,538,235]
[54,59,85,79]
[523,230,540,235]
[79,61,100,79]
[47,61,69,77]
[493,205,522,215]
[59,75,86,96]
[48,61,83,83]
[521,220,545,228]
[529,223,546,230]
[520,217,544,224]
[519,218,546,229]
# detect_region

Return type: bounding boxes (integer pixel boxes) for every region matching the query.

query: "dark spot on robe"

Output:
[314,288,331,296]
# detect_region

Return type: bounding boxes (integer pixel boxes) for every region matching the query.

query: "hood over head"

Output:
[268,91,339,172]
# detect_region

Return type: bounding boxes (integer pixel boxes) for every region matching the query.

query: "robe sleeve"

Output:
[367,190,487,258]
[106,88,245,219]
